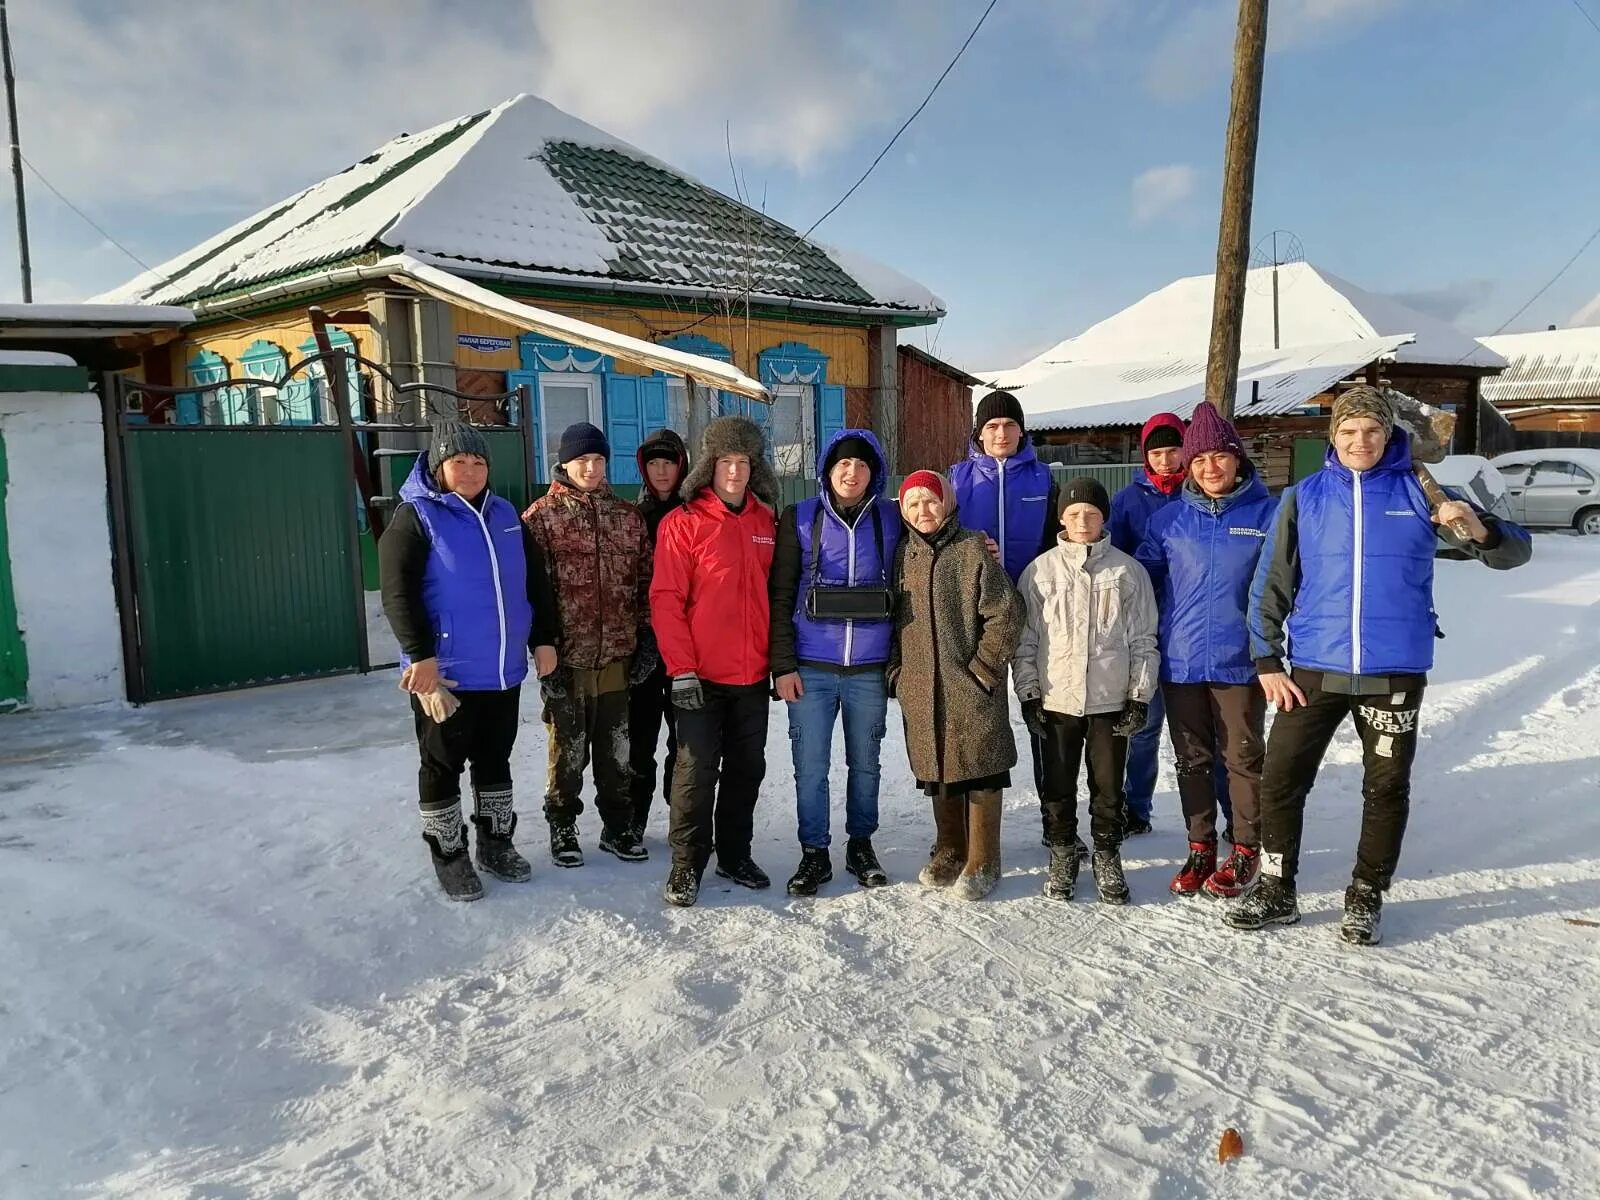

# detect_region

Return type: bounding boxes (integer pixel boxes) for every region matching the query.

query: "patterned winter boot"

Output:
[1340,880,1384,946]
[472,786,532,882]
[422,801,483,902]
[1091,849,1131,906]
[919,790,968,888]
[1042,842,1079,901]
[1224,874,1300,930]
[952,790,1003,901]
[1170,841,1218,896]
[1202,844,1259,900]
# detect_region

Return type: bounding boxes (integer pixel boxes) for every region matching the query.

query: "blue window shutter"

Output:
[640,375,669,431]
[606,374,643,485]
[819,384,846,450]
[508,370,545,483]
[719,391,744,418]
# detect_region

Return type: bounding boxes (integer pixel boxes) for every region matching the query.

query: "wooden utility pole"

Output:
[1,0,31,302]
[1204,0,1269,419]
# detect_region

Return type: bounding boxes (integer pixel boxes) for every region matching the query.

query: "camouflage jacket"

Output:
[522,476,652,670]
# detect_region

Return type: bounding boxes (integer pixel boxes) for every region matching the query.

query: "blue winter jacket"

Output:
[397,454,535,691]
[1109,473,1181,555]
[949,441,1056,583]
[1136,471,1278,685]
[787,429,902,669]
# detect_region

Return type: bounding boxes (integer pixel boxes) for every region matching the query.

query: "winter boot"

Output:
[421,801,483,902]
[1042,842,1079,901]
[663,864,700,908]
[845,837,889,888]
[1340,880,1384,946]
[1170,841,1217,896]
[549,820,584,868]
[786,847,833,896]
[471,787,532,882]
[599,824,649,862]
[920,790,968,888]
[952,789,1003,901]
[1123,810,1154,837]
[714,856,771,890]
[1091,849,1130,906]
[1224,874,1300,930]
[1203,844,1260,900]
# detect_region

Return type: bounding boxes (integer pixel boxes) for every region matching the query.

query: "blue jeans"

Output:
[1124,687,1231,826]
[788,666,889,849]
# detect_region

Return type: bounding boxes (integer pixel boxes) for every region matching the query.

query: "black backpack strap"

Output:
[871,503,886,581]
[808,501,825,590]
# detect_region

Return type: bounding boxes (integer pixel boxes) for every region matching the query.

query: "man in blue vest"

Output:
[950,390,1062,848]
[1230,387,1531,945]
[771,429,901,895]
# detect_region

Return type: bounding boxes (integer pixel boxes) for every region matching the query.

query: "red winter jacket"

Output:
[650,488,776,686]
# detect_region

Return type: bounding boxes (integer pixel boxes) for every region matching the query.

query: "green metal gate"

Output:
[0,432,29,707]
[110,346,533,702]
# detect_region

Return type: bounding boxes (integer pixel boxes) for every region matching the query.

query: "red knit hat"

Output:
[898,469,947,504]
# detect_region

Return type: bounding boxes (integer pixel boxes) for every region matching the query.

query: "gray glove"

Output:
[1112,700,1148,739]
[671,674,704,711]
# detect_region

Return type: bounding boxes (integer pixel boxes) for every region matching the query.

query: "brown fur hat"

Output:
[679,415,780,507]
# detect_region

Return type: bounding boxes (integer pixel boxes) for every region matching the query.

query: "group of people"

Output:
[380,381,1529,945]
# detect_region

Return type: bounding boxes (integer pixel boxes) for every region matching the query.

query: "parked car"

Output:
[1489,449,1600,534]
[1429,456,1514,558]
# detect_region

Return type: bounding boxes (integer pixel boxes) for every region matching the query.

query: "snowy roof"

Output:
[978,262,1503,384]
[92,95,943,317]
[0,349,78,367]
[1000,335,1412,432]
[1478,327,1600,403]
[0,302,194,338]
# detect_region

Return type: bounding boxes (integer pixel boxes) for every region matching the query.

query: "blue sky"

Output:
[6,0,1599,369]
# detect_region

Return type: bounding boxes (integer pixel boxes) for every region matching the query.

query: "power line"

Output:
[1486,216,1600,338]
[1570,0,1600,37]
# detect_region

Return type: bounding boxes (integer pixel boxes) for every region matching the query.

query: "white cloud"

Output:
[1131,164,1199,223]
[1572,293,1600,327]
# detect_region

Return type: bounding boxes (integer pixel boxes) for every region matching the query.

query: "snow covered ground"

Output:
[3,539,1599,1199]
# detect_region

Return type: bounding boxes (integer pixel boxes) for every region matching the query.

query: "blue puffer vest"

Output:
[1139,471,1278,685]
[1288,433,1439,676]
[949,440,1053,583]
[792,429,901,668]
[398,453,534,691]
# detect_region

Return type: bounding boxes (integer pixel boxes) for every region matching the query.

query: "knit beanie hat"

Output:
[972,389,1026,442]
[427,419,491,474]
[1181,401,1247,467]
[824,434,877,477]
[1143,422,1183,453]
[1329,385,1397,442]
[640,433,681,466]
[1060,475,1110,519]
[898,469,948,505]
[558,421,610,463]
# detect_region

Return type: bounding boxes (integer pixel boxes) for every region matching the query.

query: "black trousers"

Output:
[1039,710,1126,850]
[412,686,522,812]
[1258,670,1424,891]
[1163,681,1266,847]
[667,681,770,873]
[541,665,632,832]
[627,661,678,827]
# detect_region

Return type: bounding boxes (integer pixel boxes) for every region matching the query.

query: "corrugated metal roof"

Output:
[1479,327,1600,402]
[1010,335,1411,432]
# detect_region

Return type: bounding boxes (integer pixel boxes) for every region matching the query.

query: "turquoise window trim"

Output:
[517,334,613,375]
[757,340,828,389]
[295,329,362,424]
[178,350,229,425]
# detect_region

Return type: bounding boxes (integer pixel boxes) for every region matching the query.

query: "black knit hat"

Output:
[1144,423,1183,452]
[824,434,877,476]
[427,419,491,473]
[1060,475,1110,520]
[972,389,1026,442]
[558,421,610,463]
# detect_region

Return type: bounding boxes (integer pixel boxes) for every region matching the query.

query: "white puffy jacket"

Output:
[1012,535,1160,717]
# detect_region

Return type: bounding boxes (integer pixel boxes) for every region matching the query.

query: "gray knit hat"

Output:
[427,419,491,473]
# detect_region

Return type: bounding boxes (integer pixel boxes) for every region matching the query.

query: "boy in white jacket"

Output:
[1013,477,1160,903]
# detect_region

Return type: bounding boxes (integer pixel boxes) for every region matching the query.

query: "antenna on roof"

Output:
[1249,230,1304,350]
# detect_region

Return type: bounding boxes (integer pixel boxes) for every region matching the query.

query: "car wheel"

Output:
[1576,508,1600,536]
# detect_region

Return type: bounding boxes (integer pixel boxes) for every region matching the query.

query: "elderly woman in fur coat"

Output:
[888,469,1025,901]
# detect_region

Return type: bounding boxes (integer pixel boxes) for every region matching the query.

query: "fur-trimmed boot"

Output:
[422,800,483,902]
[919,789,968,888]
[471,786,532,882]
[951,789,1003,901]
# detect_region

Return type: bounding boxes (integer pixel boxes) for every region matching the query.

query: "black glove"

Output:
[671,674,704,711]
[629,631,660,686]
[1021,697,1047,739]
[1112,700,1148,739]
[540,665,572,701]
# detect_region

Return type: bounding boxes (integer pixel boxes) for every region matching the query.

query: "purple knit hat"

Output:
[1181,401,1247,466]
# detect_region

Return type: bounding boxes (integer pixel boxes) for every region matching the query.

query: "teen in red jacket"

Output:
[650,416,779,907]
